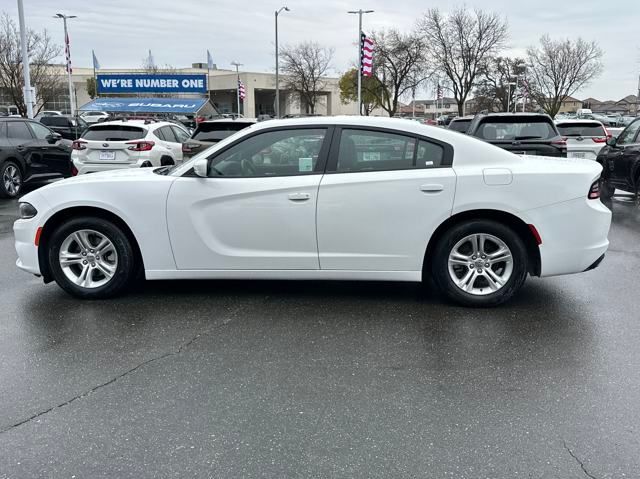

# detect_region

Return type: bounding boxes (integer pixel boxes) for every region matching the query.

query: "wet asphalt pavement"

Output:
[0,190,639,479]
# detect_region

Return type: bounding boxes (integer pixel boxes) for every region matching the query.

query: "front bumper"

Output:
[14,217,41,276]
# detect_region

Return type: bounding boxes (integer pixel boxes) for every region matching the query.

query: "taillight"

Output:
[72,140,87,150]
[126,141,155,152]
[71,165,78,176]
[182,143,200,153]
[551,137,567,147]
[588,180,600,200]
[592,137,607,143]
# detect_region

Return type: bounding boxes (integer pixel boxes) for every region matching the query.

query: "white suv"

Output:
[80,111,110,124]
[71,120,190,175]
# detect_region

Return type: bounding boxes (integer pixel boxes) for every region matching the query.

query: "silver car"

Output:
[554,119,609,160]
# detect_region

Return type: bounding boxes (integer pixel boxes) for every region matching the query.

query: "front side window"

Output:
[29,122,53,140]
[336,129,444,172]
[207,128,327,177]
[616,119,640,146]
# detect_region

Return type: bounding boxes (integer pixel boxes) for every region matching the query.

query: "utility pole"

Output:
[348,9,373,116]
[275,6,289,119]
[54,13,77,116]
[231,61,243,116]
[17,0,33,118]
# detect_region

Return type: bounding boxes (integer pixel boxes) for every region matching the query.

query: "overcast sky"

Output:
[7,0,639,101]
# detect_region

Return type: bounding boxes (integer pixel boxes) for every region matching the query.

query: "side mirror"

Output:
[47,133,62,144]
[193,157,208,177]
[606,136,617,147]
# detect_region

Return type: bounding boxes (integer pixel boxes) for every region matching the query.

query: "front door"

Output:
[167,127,331,270]
[27,121,72,176]
[317,127,456,271]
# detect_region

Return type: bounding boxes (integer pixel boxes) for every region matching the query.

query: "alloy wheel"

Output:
[58,229,118,289]
[3,165,21,197]
[447,233,514,296]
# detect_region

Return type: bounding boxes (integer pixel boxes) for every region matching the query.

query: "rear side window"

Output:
[83,125,146,141]
[556,123,606,137]
[155,126,177,142]
[476,118,558,141]
[192,122,253,141]
[7,121,34,140]
[40,116,69,127]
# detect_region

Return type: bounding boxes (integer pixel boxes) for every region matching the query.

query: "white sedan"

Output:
[14,116,611,307]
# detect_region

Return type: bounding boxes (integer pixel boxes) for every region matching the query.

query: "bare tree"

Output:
[420,7,508,115]
[279,42,333,114]
[368,29,431,117]
[526,35,603,117]
[0,13,63,116]
[474,57,526,112]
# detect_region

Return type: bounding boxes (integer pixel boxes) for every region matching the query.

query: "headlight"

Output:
[18,202,38,219]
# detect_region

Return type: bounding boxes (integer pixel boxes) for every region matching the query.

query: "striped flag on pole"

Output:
[238,79,246,101]
[437,83,443,100]
[92,50,100,70]
[360,33,374,77]
[65,32,72,74]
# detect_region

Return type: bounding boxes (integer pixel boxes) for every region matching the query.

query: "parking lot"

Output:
[0,190,637,478]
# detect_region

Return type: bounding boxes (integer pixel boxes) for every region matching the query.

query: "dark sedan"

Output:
[0,118,73,198]
[597,118,640,198]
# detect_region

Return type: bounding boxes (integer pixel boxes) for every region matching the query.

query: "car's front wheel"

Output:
[431,220,529,307]
[47,217,136,299]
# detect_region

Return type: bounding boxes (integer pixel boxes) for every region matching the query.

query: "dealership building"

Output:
[34,64,361,117]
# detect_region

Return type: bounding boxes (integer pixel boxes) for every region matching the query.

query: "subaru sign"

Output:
[79,97,210,114]
[96,74,207,94]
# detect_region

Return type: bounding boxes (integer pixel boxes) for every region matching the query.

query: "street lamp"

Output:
[16,0,33,118]
[348,9,374,115]
[275,6,289,119]
[506,81,517,113]
[54,13,77,116]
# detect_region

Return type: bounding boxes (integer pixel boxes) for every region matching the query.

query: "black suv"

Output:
[467,113,567,157]
[597,117,640,198]
[0,118,73,198]
[39,115,88,140]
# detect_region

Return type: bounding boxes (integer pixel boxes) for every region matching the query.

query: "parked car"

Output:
[14,116,610,307]
[597,118,640,198]
[0,118,72,198]
[447,116,474,133]
[71,120,191,175]
[467,113,567,157]
[37,110,64,117]
[39,115,88,140]
[578,113,613,126]
[181,118,256,160]
[80,111,110,124]
[554,119,609,160]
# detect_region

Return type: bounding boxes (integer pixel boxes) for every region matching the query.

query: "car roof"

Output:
[450,116,474,121]
[554,119,604,124]
[200,118,257,125]
[87,120,183,128]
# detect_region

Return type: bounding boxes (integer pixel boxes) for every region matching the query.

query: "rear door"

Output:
[6,121,40,173]
[612,119,640,189]
[27,121,72,176]
[317,127,456,272]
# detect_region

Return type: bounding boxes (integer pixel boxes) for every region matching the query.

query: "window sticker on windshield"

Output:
[362,151,381,161]
[299,157,313,172]
[425,160,434,166]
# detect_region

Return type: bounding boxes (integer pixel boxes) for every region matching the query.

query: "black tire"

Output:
[47,217,136,299]
[160,156,175,166]
[0,161,23,198]
[430,220,529,307]
[600,178,614,199]
[140,161,152,168]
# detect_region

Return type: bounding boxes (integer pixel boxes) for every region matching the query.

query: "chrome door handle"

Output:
[288,192,311,201]
[420,184,444,193]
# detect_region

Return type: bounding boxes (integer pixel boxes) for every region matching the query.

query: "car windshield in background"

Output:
[557,122,606,137]
[449,119,471,133]
[192,122,252,141]
[476,118,557,141]
[83,125,146,141]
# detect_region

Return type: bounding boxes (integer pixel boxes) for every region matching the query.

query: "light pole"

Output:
[17,0,33,118]
[231,61,243,116]
[54,13,77,116]
[275,6,289,119]
[506,81,516,113]
[348,9,374,115]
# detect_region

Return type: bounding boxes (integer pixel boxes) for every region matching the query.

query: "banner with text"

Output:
[96,74,208,94]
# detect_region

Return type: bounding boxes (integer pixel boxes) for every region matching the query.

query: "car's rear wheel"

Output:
[47,217,136,299]
[431,220,528,307]
[0,161,22,198]
[599,178,614,199]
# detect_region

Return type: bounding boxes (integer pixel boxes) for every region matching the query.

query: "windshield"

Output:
[476,118,558,140]
[557,122,606,137]
[192,122,253,141]
[83,125,146,141]
[449,119,471,133]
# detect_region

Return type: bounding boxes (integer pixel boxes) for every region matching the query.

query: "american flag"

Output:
[238,79,246,101]
[360,33,374,77]
[65,32,72,74]
[436,84,443,100]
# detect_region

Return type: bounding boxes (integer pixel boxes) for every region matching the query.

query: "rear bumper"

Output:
[73,160,145,175]
[584,253,605,272]
[525,197,611,277]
